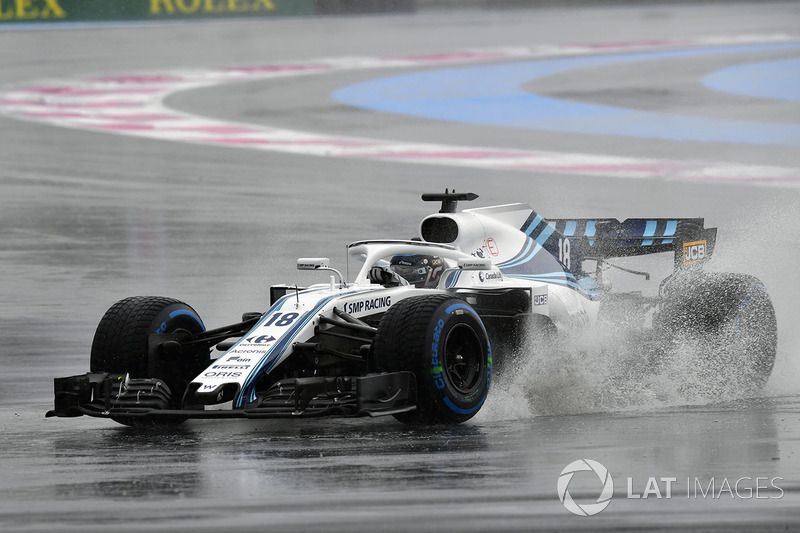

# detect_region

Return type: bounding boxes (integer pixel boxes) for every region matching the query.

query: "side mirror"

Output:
[297,258,347,288]
[297,258,331,271]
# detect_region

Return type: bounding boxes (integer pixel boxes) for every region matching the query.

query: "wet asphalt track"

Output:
[2,2,800,531]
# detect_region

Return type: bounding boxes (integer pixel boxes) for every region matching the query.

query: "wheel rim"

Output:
[443,323,483,394]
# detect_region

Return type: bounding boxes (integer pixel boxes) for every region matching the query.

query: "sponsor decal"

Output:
[487,237,499,256]
[150,0,276,16]
[0,0,310,23]
[0,0,64,20]
[683,240,707,264]
[533,294,548,306]
[244,334,276,344]
[210,365,250,370]
[461,261,487,270]
[343,296,391,315]
[203,371,242,378]
[430,318,445,390]
[478,271,503,283]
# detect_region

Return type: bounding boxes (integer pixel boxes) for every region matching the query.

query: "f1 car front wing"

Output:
[46,371,417,422]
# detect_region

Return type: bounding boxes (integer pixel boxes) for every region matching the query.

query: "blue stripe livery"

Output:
[500,214,694,299]
[549,218,680,247]
[445,269,462,288]
[499,209,597,299]
[235,289,362,407]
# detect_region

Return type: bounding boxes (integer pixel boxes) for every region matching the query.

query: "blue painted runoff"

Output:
[703,56,800,102]
[333,42,800,146]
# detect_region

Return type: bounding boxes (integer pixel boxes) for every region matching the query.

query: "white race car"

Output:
[48,191,777,426]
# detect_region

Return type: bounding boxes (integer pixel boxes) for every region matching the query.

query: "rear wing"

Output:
[548,218,717,269]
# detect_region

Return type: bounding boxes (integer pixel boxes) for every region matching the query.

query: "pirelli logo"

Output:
[683,240,707,264]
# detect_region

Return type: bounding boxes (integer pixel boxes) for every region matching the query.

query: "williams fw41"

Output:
[48,192,777,426]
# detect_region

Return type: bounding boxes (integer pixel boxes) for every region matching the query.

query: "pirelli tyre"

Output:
[373,295,491,425]
[656,272,777,394]
[90,296,209,425]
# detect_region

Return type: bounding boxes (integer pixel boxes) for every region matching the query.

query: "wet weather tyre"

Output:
[373,295,491,425]
[657,272,777,393]
[90,296,208,426]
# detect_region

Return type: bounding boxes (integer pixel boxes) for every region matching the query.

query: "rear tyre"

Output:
[656,272,777,393]
[90,296,209,426]
[374,295,491,425]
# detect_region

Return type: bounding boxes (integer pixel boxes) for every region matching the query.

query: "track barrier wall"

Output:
[0,0,415,23]
[0,1,767,24]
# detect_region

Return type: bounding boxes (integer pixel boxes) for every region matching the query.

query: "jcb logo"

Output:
[683,240,707,264]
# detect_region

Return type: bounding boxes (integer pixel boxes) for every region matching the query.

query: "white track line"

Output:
[1,34,798,185]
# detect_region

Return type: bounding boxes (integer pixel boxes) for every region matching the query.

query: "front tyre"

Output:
[374,295,491,425]
[90,296,209,425]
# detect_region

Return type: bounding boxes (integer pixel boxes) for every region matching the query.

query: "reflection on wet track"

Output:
[3,396,799,531]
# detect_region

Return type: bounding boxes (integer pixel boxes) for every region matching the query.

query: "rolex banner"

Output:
[0,0,317,23]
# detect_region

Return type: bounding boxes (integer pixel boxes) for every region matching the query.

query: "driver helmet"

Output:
[389,254,444,288]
